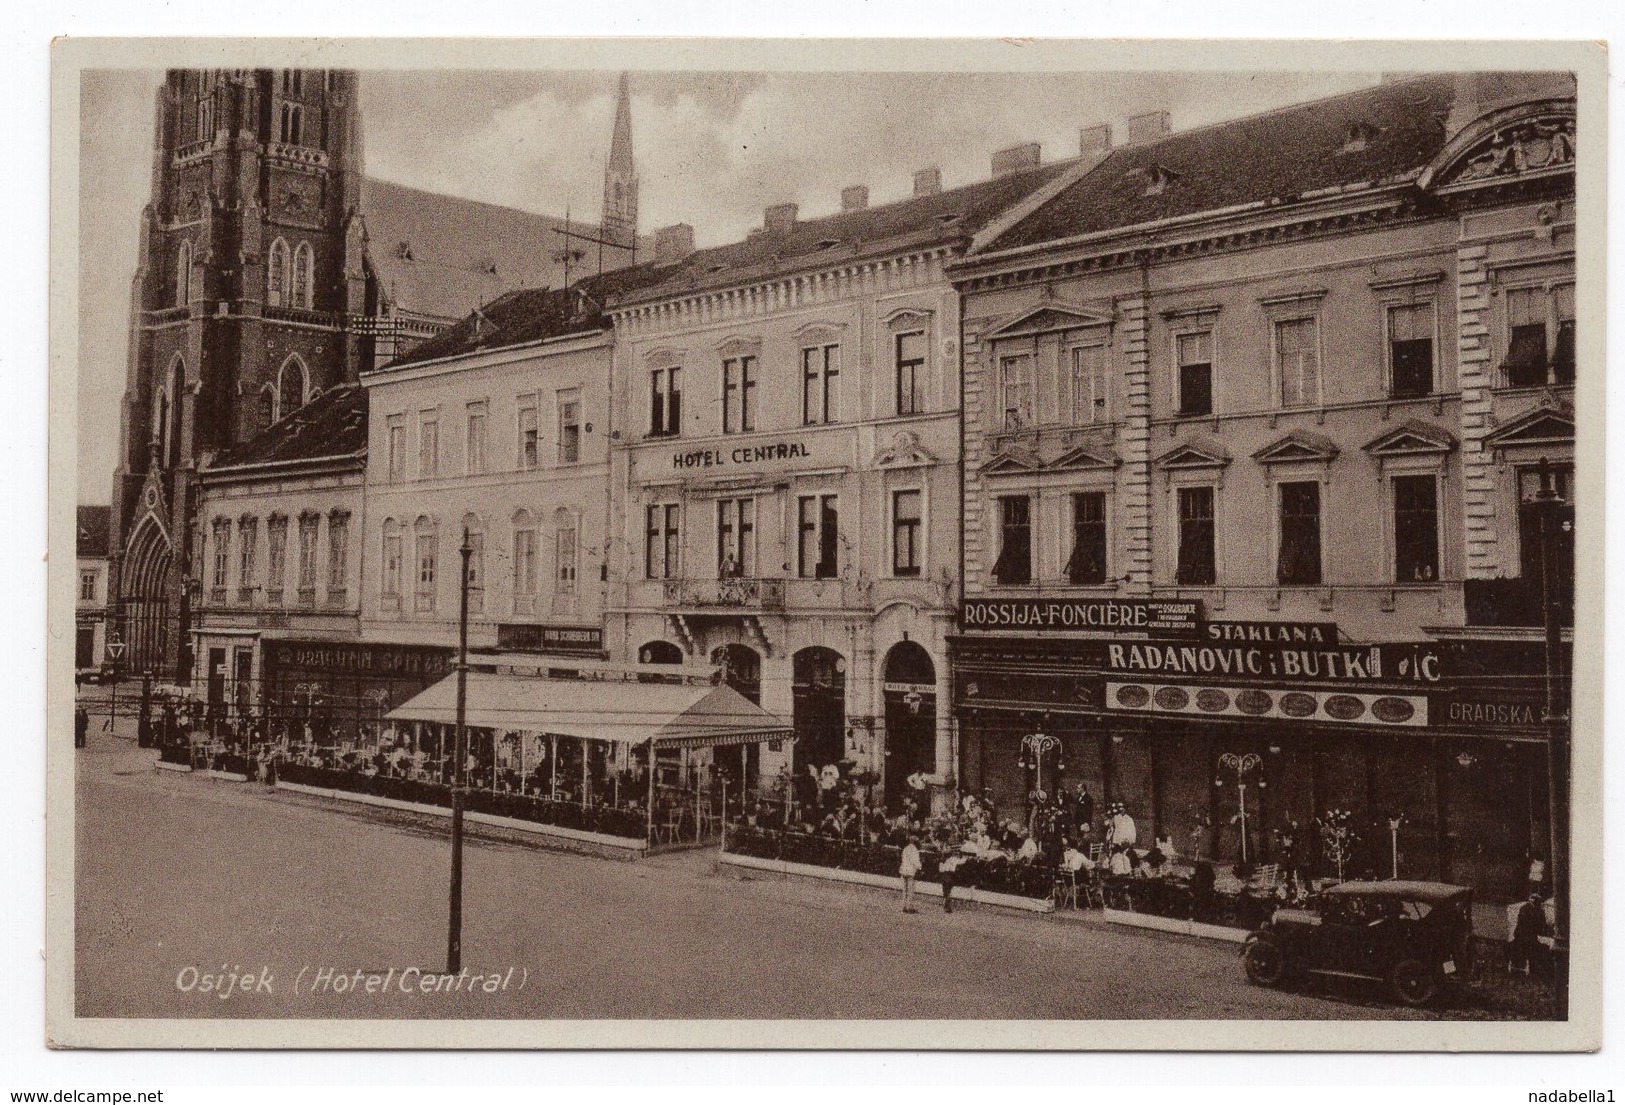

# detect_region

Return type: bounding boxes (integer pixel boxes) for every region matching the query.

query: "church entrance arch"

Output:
[119,514,172,675]
[882,642,937,813]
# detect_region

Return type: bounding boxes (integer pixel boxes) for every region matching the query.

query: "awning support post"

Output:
[550,734,557,801]
[581,736,589,810]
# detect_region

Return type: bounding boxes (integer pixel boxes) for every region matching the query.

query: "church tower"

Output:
[108,68,366,679]
[600,73,638,250]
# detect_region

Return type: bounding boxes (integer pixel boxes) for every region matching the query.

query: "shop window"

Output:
[722,355,756,433]
[891,489,922,577]
[798,494,840,579]
[1276,481,1322,586]
[1275,316,1321,408]
[1066,492,1107,585]
[992,496,1032,586]
[717,497,756,577]
[649,366,681,436]
[801,343,840,425]
[1175,486,1216,586]
[1392,474,1439,583]
[895,331,926,416]
[1176,330,1213,417]
[646,504,679,579]
[1387,302,1435,398]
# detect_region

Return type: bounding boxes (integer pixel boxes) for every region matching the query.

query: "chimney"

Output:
[1079,123,1114,156]
[764,202,799,234]
[991,142,1042,178]
[652,223,695,266]
[841,185,869,212]
[1126,109,1171,145]
[913,167,942,197]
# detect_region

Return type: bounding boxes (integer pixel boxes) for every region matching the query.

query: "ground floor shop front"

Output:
[953,632,1556,902]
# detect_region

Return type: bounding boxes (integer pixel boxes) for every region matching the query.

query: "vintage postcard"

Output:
[47,36,1606,1050]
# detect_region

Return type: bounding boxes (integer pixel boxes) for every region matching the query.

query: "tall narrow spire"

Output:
[601,72,638,251]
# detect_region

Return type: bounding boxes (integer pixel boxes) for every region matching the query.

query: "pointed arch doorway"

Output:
[119,514,172,675]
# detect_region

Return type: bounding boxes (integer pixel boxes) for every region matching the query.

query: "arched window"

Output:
[381,518,403,610]
[511,508,537,613]
[152,387,168,456]
[259,384,277,429]
[279,101,304,146]
[552,507,578,596]
[275,355,309,421]
[413,515,438,614]
[267,238,290,307]
[292,242,314,309]
[175,240,191,307]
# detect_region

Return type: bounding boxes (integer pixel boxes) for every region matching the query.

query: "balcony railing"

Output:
[662,577,785,611]
[265,142,330,169]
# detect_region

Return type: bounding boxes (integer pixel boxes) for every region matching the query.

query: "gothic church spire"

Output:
[601,72,638,250]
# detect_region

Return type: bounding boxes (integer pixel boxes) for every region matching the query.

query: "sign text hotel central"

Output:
[673,441,812,469]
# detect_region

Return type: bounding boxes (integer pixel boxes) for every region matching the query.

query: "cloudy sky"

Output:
[76,67,1379,502]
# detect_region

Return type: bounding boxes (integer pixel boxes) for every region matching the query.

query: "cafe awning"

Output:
[386,670,793,750]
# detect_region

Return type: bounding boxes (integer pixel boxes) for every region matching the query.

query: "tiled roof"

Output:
[617,159,1077,305]
[77,505,110,558]
[207,384,368,471]
[987,76,1460,253]
[360,178,647,323]
[381,261,681,369]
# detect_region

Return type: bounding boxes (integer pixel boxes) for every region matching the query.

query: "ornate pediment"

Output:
[1153,438,1231,471]
[1361,419,1458,458]
[1050,443,1121,472]
[872,430,938,470]
[987,302,1113,341]
[1422,103,1576,193]
[1483,403,1575,451]
[980,448,1044,476]
[1252,430,1340,466]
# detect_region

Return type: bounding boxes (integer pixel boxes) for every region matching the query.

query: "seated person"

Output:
[1107,844,1134,878]
[1062,841,1094,873]
[1145,845,1167,876]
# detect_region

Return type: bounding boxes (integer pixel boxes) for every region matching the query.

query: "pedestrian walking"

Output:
[899,836,922,913]
[75,705,88,748]
[939,850,965,914]
[1507,892,1550,977]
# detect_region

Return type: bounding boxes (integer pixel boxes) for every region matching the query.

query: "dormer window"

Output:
[1343,121,1381,153]
[1142,164,1179,196]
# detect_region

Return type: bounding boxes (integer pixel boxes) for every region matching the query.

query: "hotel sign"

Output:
[672,441,812,470]
[961,598,1201,636]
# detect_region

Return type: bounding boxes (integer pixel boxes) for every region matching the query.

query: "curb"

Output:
[1101,907,1249,944]
[719,851,1055,914]
[154,761,192,774]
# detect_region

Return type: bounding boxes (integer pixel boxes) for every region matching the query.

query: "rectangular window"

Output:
[650,366,682,436]
[558,389,581,464]
[465,402,487,475]
[717,497,756,577]
[555,525,577,594]
[646,504,680,579]
[237,518,258,601]
[992,496,1032,585]
[1070,344,1108,424]
[382,531,402,600]
[891,489,922,577]
[417,412,438,478]
[1553,283,1576,386]
[1505,287,1547,388]
[1176,330,1214,417]
[1392,474,1439,583]
[801,344,840,425]
[266,516,287,602]
[1276,481,1322,586]
[1387,303,1435,398]
[387,417,406,482]
[297,514,320,592]
[466,531,484,615]
[998,354,1033,430]
[79,570,96,602]
[797,494,840,579]
[517,400,538,470]
[513,527,537,605]
[326,513,349,593]
[723,356,756,433]
[1175,486,1216,586]
[1275,317,1320,408]
[1066,492,1108,585]
[895,331,927,416]
[414,532,437,612]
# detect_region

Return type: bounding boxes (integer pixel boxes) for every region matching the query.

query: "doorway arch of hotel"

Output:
[882,641,936,812]
[791,646,845,779]
[710,644,762,789]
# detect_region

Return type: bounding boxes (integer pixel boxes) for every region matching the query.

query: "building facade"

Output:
[76,506,111,673]
[604,150,1096,805]
[950,74,1575,897]
[106,67,635,682]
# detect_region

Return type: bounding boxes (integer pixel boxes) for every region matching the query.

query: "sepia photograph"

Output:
[46,36,1605,1051]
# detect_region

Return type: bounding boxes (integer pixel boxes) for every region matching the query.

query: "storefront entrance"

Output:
[791,647,845,778]
[882,642,936,812]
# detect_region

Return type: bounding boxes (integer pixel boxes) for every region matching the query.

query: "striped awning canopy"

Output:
[387,669,793,750]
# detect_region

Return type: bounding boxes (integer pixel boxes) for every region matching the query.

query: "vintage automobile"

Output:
[1241,880,1475,1006]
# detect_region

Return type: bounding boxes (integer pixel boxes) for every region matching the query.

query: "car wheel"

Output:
[1387,958,1440,1007]
[1243,937,1286,987]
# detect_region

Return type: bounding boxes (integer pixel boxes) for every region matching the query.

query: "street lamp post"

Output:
[446,528,473,975]
[1217,752,1262,864]
[1534,458,1571,1013]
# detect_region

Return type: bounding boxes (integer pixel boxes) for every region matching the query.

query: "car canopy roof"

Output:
[1321,880,1472,905]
